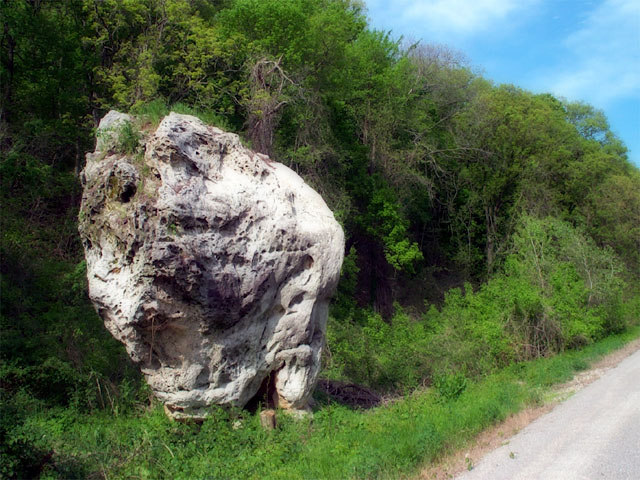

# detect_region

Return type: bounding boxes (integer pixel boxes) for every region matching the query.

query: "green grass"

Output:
[131,99,230,130]
[14,326,639,480]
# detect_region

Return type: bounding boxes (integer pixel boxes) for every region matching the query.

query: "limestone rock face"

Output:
[79,111,344,417]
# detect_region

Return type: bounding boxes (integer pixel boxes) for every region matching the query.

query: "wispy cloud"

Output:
[546,0,640,105]
[403,0,535,35]
[366,0,539,39]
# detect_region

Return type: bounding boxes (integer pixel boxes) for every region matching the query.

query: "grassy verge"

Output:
[13,325,638,479]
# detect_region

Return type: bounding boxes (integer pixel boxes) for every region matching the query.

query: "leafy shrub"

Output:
[364,185,423,273]
[323,213,635,399]
[420,214,631,378]
[325,308,431,391]
[331,246,360,319]
[0,390,50,479]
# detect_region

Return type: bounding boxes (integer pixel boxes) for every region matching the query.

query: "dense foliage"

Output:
[1,0,639,478]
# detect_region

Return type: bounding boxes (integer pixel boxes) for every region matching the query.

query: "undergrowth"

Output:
[325,215,640,394]
[4,327,638,479]
[3,197,637,479]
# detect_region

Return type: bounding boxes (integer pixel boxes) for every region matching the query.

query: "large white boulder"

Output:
[79,112,344,418]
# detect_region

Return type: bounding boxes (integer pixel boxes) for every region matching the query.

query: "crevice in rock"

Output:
[288,293,304,308]
[245,370,279,413]
[120,183,136,203]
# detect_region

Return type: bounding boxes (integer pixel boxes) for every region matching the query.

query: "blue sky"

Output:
[365,0,640,167]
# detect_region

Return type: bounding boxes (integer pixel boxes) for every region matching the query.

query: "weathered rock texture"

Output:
[79,111,344,417]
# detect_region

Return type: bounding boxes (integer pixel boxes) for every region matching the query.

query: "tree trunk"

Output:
[485,204,498,274]
[354,233,394,321]
[1,22,15,125]
[246,57,295,156]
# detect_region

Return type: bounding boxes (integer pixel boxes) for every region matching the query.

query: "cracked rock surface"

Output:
[79,111,344,417]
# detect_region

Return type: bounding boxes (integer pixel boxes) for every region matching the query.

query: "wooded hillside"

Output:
[1,1,639,478]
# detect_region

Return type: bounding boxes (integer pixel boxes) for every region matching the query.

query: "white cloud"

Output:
[547,0,640,105]
[403,0,532,34]
[366,0,539,39]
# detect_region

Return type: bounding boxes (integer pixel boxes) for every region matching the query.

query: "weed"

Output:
[171,102,230,130]
[116,121,143,155]
[131,98,170,126]
[97,120,143,155]
[130,99,231,130]
[11,327,637,480]
[465,454,474,470]
[434,371,468,401]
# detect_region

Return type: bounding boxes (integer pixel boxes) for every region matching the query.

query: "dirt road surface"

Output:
[456,347,640,480]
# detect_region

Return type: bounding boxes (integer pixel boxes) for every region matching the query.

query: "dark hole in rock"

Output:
[304,255,314,269]
[120,183,136,203]
[245,370,278,413]
[195,367,210,388]
[288,293,304,308]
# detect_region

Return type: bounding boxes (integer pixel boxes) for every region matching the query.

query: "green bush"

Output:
[0,390,50,479]
[13,327,636,480]
[408,215,632,383]
[325,308,431,391]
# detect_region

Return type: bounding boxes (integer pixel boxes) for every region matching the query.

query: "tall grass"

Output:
[131,99,230,130]
[16,326,639,480]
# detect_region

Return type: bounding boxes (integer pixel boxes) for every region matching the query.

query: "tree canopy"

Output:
[1,2,639,476]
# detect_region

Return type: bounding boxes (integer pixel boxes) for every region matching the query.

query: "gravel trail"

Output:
[456,347,640,480]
